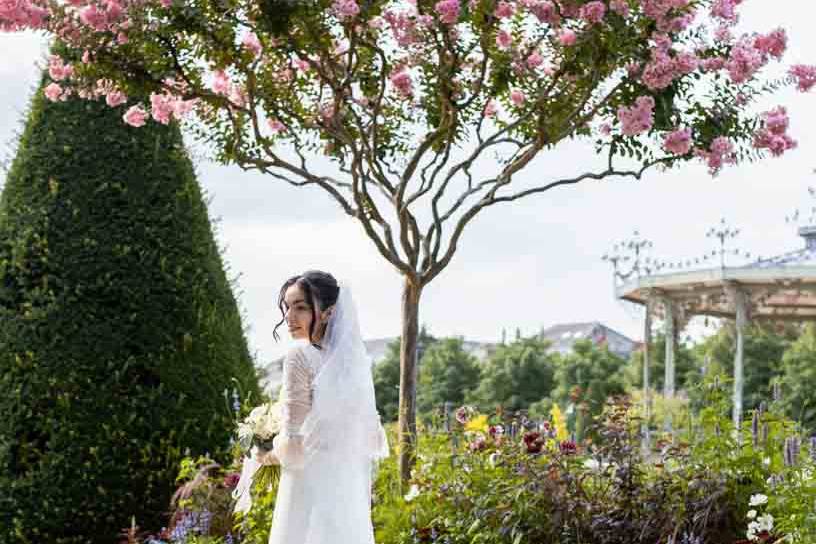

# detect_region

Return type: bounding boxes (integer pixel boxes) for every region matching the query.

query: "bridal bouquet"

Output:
[231,401,283,514]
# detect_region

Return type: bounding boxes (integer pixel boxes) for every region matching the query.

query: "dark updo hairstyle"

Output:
[273,270,340,348]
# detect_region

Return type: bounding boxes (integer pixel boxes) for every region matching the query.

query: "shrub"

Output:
[0,66,259,542]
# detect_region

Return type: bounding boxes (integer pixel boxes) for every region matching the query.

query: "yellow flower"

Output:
[464,414,489,433]
[550,403,568,441]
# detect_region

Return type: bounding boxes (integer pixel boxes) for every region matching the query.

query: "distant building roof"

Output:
[539,321,637,359]
[364,336,498,365]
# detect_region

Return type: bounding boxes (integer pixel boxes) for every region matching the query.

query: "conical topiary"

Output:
[0,65,261,542]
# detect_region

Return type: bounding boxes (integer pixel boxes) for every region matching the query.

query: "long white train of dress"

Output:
[267,340,384,544]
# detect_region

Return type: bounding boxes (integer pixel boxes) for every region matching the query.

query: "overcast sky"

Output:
[2,3,815,366]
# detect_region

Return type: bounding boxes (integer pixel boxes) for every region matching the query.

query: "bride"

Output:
[254,270,390,544]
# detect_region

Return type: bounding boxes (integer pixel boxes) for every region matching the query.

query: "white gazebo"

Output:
[617,225,816,429]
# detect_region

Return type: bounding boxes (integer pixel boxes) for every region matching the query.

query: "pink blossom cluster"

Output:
[641,41,699,90]
[724,45,753,82]
[210,70,247,107]
[331,0,359,21]
[105,89,126,107]
[699,56,725,72]
[526,50,544,69]
[78,0,125,32]
[496,29,512,49]
[90,78,128,106]
[510,89,525,106]
[0,0,48,31]
[662,127,692,155]
[789,64,816,92]
[434,0,459,25]
[123,105,148,127]
[753,106,796,157]
[389,68,413,98]
[617,96,655,136]
[609,0,629,17]
[522,0,560,25]
[44,82,66,101]
[710,0,742,24]
[557,28,576,46]
[382,10,420,48]
[579,1,605,25]
[48,55,74,81]
[642,0,695,34]
[242,32,262,57]
[212,70,231,96]
[695,136,735,175]
[149,92,196,124]
[753,29,787,60]
[494,1,514,18]
[725,37,769,84]
[713,25,732,43]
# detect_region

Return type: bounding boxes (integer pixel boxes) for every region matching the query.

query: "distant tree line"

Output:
[374,322,816,434]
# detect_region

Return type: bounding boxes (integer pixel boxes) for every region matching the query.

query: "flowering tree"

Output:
[2,0,815,485]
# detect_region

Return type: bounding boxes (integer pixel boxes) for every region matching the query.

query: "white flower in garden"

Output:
[763,457,771,467]
[747,509,757,519]
[757,513,774,532]
[749,493,769,506]
[404,484,420,502]
[584,458,601,471]
[747,520,761,541]
[488,452,500,468]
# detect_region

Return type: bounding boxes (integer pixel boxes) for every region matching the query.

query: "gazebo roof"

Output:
[617,226,816,321]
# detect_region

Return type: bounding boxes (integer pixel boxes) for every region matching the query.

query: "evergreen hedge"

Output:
[0,71,260,542]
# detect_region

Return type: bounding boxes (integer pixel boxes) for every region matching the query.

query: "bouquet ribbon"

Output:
[231,445,262,514]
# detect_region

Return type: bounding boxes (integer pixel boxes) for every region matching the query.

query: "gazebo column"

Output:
[641,293,653,452]
[663,297,676,398]
[725,281,750,431]
[733,290,748,430]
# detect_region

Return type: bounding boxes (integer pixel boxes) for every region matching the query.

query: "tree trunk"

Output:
[397,275,422,489]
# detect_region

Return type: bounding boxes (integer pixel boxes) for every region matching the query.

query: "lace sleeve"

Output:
[271,344,313,470]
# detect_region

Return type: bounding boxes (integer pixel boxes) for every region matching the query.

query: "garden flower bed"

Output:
[121,378,816,544]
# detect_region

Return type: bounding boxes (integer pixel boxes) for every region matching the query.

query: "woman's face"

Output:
[283,283,314,341]
[283,283,333,342]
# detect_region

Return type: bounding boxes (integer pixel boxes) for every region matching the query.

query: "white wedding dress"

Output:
[267,339,388,544]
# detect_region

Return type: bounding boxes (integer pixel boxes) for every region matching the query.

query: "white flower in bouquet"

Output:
[236,401,282,452]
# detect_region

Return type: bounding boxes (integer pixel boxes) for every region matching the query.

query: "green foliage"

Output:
[551,339,627,439]
[691,323,797,413]
[118,390,816,544]
[0,73,259,542]
[417,337,481,418]
[374,339,403,424]
[780,323,816,433]
[466,335,556,415]
[374,326,437,423]
[393,397,743,544]
[626,332,698,393]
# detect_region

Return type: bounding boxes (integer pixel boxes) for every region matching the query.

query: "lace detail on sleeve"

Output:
[272,343,313,470]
